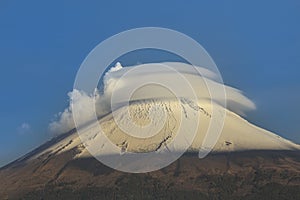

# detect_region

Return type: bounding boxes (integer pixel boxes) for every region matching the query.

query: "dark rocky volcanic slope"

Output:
[1,132,300,200]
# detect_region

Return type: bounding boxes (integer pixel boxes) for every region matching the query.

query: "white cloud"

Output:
[49,62,256,135]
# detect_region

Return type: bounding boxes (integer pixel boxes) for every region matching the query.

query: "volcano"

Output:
[1,62,300,199]
[1,99,300,199]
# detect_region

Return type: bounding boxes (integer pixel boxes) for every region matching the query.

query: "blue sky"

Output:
[0,0,299,167]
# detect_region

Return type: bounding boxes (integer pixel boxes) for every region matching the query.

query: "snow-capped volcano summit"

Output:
[33,98,300,162]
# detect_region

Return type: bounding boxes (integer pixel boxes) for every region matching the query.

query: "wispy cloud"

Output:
[17,122,31,135]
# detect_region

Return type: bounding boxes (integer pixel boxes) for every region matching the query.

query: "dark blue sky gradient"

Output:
[0,0,299,166]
